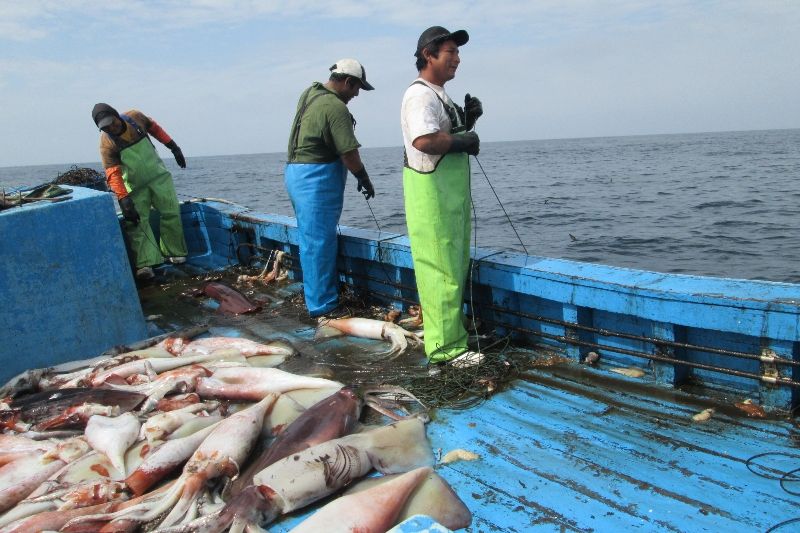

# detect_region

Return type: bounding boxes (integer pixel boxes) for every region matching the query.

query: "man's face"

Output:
[100,116,125,136]
[340,77,362,104]
[427,40,461,82]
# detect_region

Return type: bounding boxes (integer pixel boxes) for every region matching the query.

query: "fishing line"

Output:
[362,197,401,290]
[467,158,482,356]
[473,155,530,256]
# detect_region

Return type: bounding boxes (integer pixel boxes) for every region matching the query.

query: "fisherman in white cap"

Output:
[284,59,376,321]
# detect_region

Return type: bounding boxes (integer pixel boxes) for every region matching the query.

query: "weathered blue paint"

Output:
[180,199,800,410]
[389,516,453,533]
[0,186,148,383]
[216,285,800,533]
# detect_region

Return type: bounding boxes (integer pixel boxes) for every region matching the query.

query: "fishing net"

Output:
[51,165,107,191]
[135,254,529,412]
[399,337,525,410]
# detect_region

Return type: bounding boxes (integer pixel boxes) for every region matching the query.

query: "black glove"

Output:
[464,93,483,130]
[353,167,375,200]
[118,196,140,224]
[448,132,480,156]
[165,140,186,168]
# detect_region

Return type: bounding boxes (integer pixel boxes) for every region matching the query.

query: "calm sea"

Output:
[3,129,799,283]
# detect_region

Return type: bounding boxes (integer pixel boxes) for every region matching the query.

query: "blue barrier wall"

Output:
[181,200,800,410]
[0,187,148,383]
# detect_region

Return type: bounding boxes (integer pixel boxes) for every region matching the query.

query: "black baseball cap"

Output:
[92,103,120,129]
[415,26,469,57]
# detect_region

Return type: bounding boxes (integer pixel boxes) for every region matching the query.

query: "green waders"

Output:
[403,151,471,362]
[120,137,187,268]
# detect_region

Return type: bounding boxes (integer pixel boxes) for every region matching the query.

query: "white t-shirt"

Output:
[400,78,457,173]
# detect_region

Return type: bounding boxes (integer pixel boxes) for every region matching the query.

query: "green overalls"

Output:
[403,90,472,363]
[116,116,187,268]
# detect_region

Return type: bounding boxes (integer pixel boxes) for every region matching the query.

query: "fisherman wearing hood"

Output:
[284,59,376,320]
[400,26,484,368]
[92,103,188,280]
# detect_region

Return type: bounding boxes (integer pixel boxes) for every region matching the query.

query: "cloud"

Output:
[0,1,798,166]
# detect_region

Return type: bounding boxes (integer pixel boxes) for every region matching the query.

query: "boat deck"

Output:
[431,366,800,532]
[139,268,800,533]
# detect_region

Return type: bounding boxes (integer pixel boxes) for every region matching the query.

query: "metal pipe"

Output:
[510,325,800,389]
[232,246,798,384]
[341,267,800,387]
[478,303,800,367]
[336,268,798,369]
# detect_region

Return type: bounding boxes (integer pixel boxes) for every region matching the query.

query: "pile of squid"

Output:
[0,334,470,532]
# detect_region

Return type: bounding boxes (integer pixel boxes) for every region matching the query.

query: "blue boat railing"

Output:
[180,199,800,412]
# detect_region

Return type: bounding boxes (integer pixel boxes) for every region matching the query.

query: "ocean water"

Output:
[3,128,799,283]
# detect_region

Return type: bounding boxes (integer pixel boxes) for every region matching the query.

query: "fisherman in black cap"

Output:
[92,103,188,280]
[400,26,484,369]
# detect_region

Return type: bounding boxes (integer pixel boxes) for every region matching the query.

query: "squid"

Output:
[63,393,279,531]
[167,336,297,358]
[0,434,54,466]
[35,403,120,431]
[0,437,89,513]
[156,392,202,412]
[102,364,214,414]
[289,467,434,533]
[125,420,220,496]
[165,417,435,532]
[89,353,232,387]
[317,317,423,357]
[195,367,343,401]
[84,412,141,476]
[227,387,362,499]
[139,401,219,442]
[2,388,144,431]
[1,482,174,533]
[0,448,125,528]
[342,468,472,530]
[237,250,288,284]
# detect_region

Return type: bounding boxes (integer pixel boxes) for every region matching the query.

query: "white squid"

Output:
[63,393,279,531]
[316,317,423,357]
[84,412,140,476]
[195,367,342,401]
[289,467,433,533]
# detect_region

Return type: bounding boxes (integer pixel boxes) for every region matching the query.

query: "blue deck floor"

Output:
[264,356,800,532]
[139,273,800,533]
[426,369,800,532]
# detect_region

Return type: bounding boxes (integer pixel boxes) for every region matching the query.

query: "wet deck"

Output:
[139,268,800,532]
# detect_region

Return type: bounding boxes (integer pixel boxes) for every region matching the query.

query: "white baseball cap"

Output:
[329,59,374,91]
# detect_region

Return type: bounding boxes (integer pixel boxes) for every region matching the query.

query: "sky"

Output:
[0,0,798,167]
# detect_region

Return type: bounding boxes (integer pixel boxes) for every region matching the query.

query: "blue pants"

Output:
[284,160,346,317]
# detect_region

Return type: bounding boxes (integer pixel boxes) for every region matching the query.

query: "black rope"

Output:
[766,517,800,533]
[745,451,800,531]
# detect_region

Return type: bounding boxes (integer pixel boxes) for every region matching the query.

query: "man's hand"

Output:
[165,140,186,168]
[464,93,483,130]
[447,131,480,156]
[354,167,375,200]
[118,196,140,224]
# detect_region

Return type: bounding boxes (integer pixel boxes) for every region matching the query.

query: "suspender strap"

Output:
[288,87,326,161]
[107,115,151,152]
[410,81,466,134]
